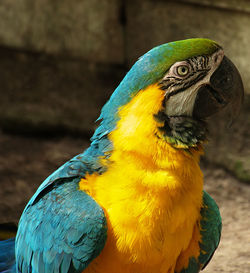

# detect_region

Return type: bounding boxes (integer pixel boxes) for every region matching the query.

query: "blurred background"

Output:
[0,0,249,272]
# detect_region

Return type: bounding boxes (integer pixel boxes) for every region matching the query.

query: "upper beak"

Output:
[193,56,244,120]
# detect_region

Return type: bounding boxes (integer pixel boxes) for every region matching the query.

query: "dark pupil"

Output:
[181,67,186,73]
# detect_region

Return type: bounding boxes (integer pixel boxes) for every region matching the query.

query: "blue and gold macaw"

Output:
[0,38,244,273]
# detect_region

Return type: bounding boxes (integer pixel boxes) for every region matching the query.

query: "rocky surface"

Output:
[203,163,250,273]
[0,0,124,63]
[0,48,125,135]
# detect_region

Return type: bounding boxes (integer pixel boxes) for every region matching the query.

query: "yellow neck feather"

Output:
[108,83,203,188]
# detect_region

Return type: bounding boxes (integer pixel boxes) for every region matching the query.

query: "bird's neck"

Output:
[105,82,204,162]
[86,83,204,200]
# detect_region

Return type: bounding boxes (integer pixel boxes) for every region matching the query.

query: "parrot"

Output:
[0,38,244,273]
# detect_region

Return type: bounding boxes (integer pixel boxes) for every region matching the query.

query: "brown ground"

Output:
[202,165,250,273]
[0,131,249,272]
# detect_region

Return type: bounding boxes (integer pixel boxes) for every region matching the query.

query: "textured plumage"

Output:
[0,238,15,273]
[16,178,107,273]
[0,38,243,273]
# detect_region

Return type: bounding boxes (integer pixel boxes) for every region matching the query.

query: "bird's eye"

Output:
[176,65,189,77]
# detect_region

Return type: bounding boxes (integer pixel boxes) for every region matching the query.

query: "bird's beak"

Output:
[193,56,244,120]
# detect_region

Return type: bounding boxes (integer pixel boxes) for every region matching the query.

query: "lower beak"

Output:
[193,56,244,120]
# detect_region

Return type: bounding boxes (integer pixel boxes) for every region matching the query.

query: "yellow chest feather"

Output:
[79,85,204,273]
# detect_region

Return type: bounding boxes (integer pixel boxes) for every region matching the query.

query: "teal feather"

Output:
[178,190,222,273]
[0,238,15,272]
[179,257,199,273]
[199,190,222,269]
[15,177,107,273]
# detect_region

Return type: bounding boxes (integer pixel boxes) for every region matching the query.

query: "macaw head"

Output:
[93,38,244,151]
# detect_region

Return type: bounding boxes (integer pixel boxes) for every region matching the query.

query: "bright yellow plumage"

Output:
[79,84,203,273]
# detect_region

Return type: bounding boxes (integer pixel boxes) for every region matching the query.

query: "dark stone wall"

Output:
[0,48,125,136]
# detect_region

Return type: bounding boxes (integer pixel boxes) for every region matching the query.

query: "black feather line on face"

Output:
[159,70,208,98]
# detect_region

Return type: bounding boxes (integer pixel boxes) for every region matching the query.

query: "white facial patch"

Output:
[164,49,224,117]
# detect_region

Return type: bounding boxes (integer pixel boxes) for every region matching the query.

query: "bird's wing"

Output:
[15,151,107,273]
[0,238,15,273]
[177,190,221,273]
[198,190,222,269]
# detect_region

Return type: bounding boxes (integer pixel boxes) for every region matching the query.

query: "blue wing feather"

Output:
[14,148,108,273]
[199,190,222,269]
[178,190,222,273]
[0,238,15,273]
